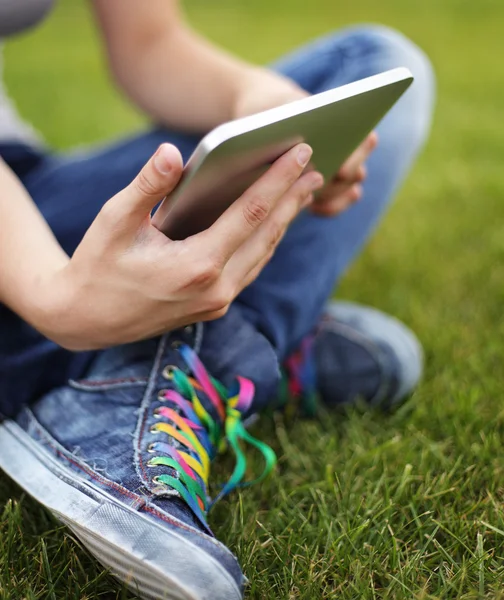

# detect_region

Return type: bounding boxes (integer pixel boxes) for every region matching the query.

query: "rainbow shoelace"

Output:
[149,343,277,525]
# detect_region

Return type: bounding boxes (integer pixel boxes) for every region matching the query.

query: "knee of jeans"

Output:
[338,24,436,147]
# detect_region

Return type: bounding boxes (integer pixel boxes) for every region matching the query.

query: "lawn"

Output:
[1,0,504,598]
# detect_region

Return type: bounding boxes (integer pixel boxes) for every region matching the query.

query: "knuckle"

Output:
[135,169,159,198]
[188,259,221,288]
[242,196,270,228]
[205,305,230,321]
[207,285,233,313]
[98,199,119,225]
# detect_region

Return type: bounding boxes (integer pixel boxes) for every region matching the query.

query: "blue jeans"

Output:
[0,26,435,416]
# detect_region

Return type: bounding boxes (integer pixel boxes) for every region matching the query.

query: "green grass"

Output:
[2,0,504,598]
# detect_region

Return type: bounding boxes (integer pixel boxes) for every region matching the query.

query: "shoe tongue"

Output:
[149,307,280,532]
[195,305,281,416]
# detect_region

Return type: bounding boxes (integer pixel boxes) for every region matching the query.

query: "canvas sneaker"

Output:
[0,306,281,600]
[283,300,423,413]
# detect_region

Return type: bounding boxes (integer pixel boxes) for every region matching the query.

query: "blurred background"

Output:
[3,0,504,598]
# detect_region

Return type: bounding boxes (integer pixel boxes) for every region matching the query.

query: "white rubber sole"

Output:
[0,420,242,600]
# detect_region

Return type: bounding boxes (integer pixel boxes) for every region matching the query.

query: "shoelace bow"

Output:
[280,335,320,417]
[149,343,277,525]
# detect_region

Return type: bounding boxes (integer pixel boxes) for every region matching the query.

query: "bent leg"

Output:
[236,25,435,360]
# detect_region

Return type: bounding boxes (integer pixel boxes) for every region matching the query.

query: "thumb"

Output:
[113,143,183,224]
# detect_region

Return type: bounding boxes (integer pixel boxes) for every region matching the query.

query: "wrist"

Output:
[231,66,308,120]
[30,263,85,351]
[231,66,265,118]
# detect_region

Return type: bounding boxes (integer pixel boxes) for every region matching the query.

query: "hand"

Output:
[311,131,378,217]
[38,143,324,351]
[233,68,378,218]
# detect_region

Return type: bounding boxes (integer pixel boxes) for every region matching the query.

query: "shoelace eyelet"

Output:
[145,342,276,522]
[153,408,162,419]
[146,459,158,468]
[162,365,177,380]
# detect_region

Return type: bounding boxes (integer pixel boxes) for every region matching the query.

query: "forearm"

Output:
[0,159,68,326]
[92,0,295,132]
[118,26,263,131]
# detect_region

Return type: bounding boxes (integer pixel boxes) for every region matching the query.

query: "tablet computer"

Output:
[152,67,413,239]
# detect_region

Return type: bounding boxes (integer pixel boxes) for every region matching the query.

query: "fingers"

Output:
[337,132,378,182]
[312,132,378,218]
[311,183,363,217]
[109,143,184,226]
[225,170,324,289]
[199,143,313,266]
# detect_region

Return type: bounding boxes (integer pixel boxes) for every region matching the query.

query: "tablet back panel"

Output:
[153,68,413,239]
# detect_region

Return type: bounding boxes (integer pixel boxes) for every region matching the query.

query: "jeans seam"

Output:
[69,377,148,391]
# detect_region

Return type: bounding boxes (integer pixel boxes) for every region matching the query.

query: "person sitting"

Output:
[0,1,434,597]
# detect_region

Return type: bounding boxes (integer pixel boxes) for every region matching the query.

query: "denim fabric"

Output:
[0,25,435,417]
[14,312,267,590]
[237,26,435,358]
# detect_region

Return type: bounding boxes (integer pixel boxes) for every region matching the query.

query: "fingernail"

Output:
[154,144,172,175]
[297,145,313,167]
